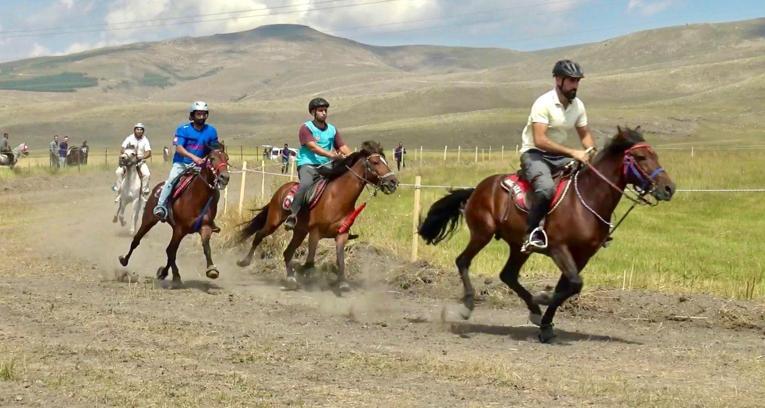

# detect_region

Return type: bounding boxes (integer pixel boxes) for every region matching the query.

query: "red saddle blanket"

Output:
[500,174,571,213]
[171,173,196,200]
[282,179,328,211]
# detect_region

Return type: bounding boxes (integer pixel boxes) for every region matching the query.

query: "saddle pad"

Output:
[282,179,328,211]
[500,173,570,213]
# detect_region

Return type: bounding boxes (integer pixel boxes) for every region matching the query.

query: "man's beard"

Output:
[564,88,577,101]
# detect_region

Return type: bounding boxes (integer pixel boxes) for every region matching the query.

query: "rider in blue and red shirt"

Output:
[153,101,219,221]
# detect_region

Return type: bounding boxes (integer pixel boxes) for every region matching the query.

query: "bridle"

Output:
[346,153,396,195]
[574,142,665,242]
[199,151,230,190]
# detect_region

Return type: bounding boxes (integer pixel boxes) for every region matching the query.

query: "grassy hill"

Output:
[0,18,762,150]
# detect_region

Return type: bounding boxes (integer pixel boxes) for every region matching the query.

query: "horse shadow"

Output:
[448,321,641,345]
[155,278,222,294]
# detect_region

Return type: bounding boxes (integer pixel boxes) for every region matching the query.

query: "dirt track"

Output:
[1,171,764,407]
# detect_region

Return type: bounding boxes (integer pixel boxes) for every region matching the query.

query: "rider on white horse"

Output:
[114,123,152,201]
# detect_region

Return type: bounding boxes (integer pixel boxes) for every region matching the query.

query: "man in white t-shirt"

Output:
[519,60,596,253]
[114,123,152,200]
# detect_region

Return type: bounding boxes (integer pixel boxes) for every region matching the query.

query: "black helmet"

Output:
[552,59,584,78]
[308,97,330,113]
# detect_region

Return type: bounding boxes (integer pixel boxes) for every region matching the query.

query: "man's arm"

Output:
[575,125,596,150]
[337,144,352,156]
[531,123,590,163]
[304,140,339,159]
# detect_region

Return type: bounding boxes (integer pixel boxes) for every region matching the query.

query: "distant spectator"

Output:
[162,145,170,162]
[280,143,290,174]
[80,140,89,165]
[394,142,406,171]
[0,132,11,163]
[49,135,59,168]
[59,135,69,167]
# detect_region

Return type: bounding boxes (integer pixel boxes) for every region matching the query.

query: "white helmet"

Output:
[134,123,145,130]
[189,101,209,113]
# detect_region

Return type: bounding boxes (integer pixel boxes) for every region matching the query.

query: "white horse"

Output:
[0,143,30,169]
[112,148,146,235]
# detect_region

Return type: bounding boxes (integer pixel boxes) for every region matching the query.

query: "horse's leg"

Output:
[118,208,159,266]
[499,243,542,325]
[303,230,320,271]
[334,232,350,292]
[454,232,492,320]
[537,245,583,343]
[131,196,144,236]
[200,225,219,279]
[282,228,308,290]
[160,227,185,288]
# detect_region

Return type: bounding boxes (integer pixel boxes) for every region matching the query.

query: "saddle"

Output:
[500,168,573,214]
[282,179,328,211]
[153,167,200,204]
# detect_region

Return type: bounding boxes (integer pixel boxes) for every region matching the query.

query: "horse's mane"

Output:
[593,126,645,163]
[315,141,385,181]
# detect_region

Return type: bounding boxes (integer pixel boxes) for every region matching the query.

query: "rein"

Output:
[575,143,664,243]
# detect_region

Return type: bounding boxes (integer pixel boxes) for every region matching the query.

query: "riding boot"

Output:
[522,197,551,252]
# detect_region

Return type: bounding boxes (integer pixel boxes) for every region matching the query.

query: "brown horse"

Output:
[237,141,398,291]
[118,147,230,287]
[418,126,675,342]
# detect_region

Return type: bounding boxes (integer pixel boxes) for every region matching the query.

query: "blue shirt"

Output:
[297,121,337,167]
[172,123,218,164]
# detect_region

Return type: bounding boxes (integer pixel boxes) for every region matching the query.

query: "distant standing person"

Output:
[80,140,89,165]
[59,135,69,167]
[0,132,10,160]
[49,135,59,168]
[280,143,290,174]
[394,142,406,171]
[162,146,170,162]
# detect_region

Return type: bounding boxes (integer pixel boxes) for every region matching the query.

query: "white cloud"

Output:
[59,0,75,9]
[28,43,51,58]
[627,0,677,16]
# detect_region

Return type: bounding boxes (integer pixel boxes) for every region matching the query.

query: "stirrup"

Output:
[153,206,168,221]
[521,227,548,253]
[284,215,297,230]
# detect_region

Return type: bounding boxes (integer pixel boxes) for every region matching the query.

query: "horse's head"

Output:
[357,140,398,194]
[609,126,675,201]
[120,148,139,167]
[204,143,230,190]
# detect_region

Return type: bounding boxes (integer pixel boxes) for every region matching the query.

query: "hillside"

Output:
[0,18,762,149]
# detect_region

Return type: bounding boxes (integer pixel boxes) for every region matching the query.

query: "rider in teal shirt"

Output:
[284,97,352,230]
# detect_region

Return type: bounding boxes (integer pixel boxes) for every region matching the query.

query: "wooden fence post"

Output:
[411,175,422,262]
[223,186,228,215]
[240,145,243,164]
[289,158,296,181]
[260,160,266,203]
[104,148,108,168]
[238,161,247,216]
[457,146,461,162]
[474,146,478,163]
[443,145,447,161]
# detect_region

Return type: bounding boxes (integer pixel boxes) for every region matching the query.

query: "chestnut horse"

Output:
[118,147,230,287]
[418,127,675,342]
[237,141,398,291]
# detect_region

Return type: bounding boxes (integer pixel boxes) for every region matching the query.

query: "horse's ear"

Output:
[635,125,642,132]
[617,125,623,134]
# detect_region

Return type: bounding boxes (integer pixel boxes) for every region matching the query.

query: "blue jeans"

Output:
[156,162,192,210]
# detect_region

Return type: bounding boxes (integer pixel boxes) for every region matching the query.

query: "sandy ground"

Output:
[0,171,764,407]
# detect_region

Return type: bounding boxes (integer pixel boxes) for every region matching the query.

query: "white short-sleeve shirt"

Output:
[520,89,587,154]
[121,134,151,157]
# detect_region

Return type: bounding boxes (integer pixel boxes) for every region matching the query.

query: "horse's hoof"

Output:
[538,324,556,343]
[338,281,351,292]
[284,276,299,290]
[236,259,251,267]
[156,267,167,280]
[533,291,553,306]
[112,216,118,223]
[529,312,543,327]
[118,256,128,267]
[119,218,126,227]
[206,267,219,279]
[170,280,183,290]
[457,303,473,320]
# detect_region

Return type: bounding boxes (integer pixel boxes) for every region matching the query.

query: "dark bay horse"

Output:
[237,141,398,291]
[418,127,675,342]
[118,147,230,287]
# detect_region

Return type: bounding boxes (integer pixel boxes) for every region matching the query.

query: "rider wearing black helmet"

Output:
[519,59,596,253]
[284,97,352,230]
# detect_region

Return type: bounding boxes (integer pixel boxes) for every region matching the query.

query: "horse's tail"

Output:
[238,204,270,243]
[418,188,475,245]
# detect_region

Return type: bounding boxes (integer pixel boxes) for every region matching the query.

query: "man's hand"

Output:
[571,149,590,164]
[192,156,205,166]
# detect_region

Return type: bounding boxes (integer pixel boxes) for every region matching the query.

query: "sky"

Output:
[0,0,762,63]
